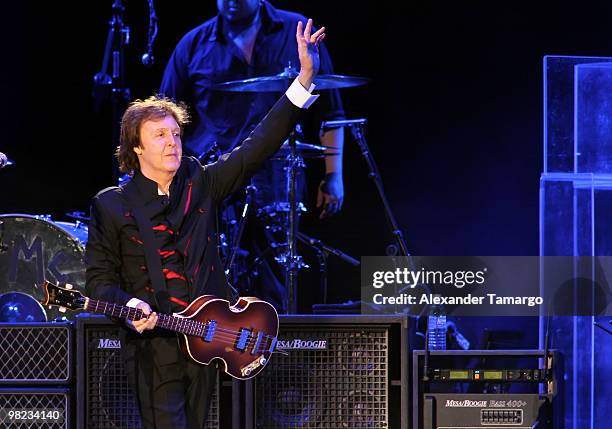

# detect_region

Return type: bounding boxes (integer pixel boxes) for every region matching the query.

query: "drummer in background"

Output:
[160,0,345,312]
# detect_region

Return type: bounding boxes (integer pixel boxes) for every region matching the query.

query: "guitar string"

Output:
[86,301,275,349]
[98,307,269,349]
[155,317,273,350]
[88,299,276,341]
[154,313,274,342]
[148,314,273,350]
[54,290,275,349]
[87,299,273,338]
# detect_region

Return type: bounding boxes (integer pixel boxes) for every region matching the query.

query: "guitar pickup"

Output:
[203,320,217,342]
[251,331,264,355]
[236,328,252,351]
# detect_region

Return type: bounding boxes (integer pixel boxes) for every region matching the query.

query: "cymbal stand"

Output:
[349,123,411,257]
[283,130,307,314]
[224,184,257,280]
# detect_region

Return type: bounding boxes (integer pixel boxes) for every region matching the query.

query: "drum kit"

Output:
[0,213,88,322]
[0,65,407,318]
[214,64,369,313]
[215,65,410,313]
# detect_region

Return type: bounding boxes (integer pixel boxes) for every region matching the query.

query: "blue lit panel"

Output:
[540,173,612,428]
[575,62,612,174]
[543,56,612,173]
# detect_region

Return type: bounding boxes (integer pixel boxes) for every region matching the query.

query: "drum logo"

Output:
[8,234,72,285]
[9,235,45,285]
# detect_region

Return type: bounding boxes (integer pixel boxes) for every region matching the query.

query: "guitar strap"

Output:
[122,183,172,314]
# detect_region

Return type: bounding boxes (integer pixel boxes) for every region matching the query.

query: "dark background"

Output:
[2,0,612,344]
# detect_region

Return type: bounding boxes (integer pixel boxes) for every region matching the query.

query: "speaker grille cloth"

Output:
[85,326,220,428]
[256,327,389,428]
[0,325,70,383]
[0,390,69,429]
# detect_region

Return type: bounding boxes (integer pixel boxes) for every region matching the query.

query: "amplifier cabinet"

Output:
[0,322,73,385]
[76,314,221,429]
[0,387,71,429]
[250,315,409,429]
[423,393,549,429]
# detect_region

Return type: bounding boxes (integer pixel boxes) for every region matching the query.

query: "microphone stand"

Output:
[93,0,131,183]
[302,236,328,304]
[344,121,411,257]
[296,231,360,304]
[296,231,360,266]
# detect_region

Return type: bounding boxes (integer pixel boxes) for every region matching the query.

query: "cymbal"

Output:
[214,66,369,92]
[272,140,339,160]
[66,211,91,222]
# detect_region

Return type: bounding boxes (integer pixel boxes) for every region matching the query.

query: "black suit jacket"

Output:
[85,95,302,309]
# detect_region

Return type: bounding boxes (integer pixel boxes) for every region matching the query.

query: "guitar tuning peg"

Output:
[59,307,66,313]
[65,284,73,290]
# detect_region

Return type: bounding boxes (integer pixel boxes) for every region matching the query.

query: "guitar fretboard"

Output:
[85,298,209,337]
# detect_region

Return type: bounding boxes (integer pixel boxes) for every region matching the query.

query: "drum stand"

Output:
[283,130,306,314]
[224,184,257,280]
[279,128,364,312]
[93,0,131,183]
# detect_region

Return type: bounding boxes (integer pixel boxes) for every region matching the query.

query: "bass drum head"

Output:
[0,214,87,321]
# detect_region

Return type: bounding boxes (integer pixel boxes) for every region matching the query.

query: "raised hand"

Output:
[296,19,325,89]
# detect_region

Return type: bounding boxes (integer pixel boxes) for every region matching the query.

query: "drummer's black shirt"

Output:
[160,0,344,159]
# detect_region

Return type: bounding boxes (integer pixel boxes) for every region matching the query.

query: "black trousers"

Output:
[123,334,217,429]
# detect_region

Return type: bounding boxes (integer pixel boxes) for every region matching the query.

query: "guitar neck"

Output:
[85,298,206,336]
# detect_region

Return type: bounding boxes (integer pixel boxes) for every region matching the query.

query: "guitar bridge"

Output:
[241,355,267,377]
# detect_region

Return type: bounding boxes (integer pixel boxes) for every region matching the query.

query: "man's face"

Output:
[217,0,260,23]
[135,115,182,177]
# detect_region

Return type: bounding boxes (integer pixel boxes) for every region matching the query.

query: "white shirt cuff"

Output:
[126,297,144,308]
[286,78,319,109]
